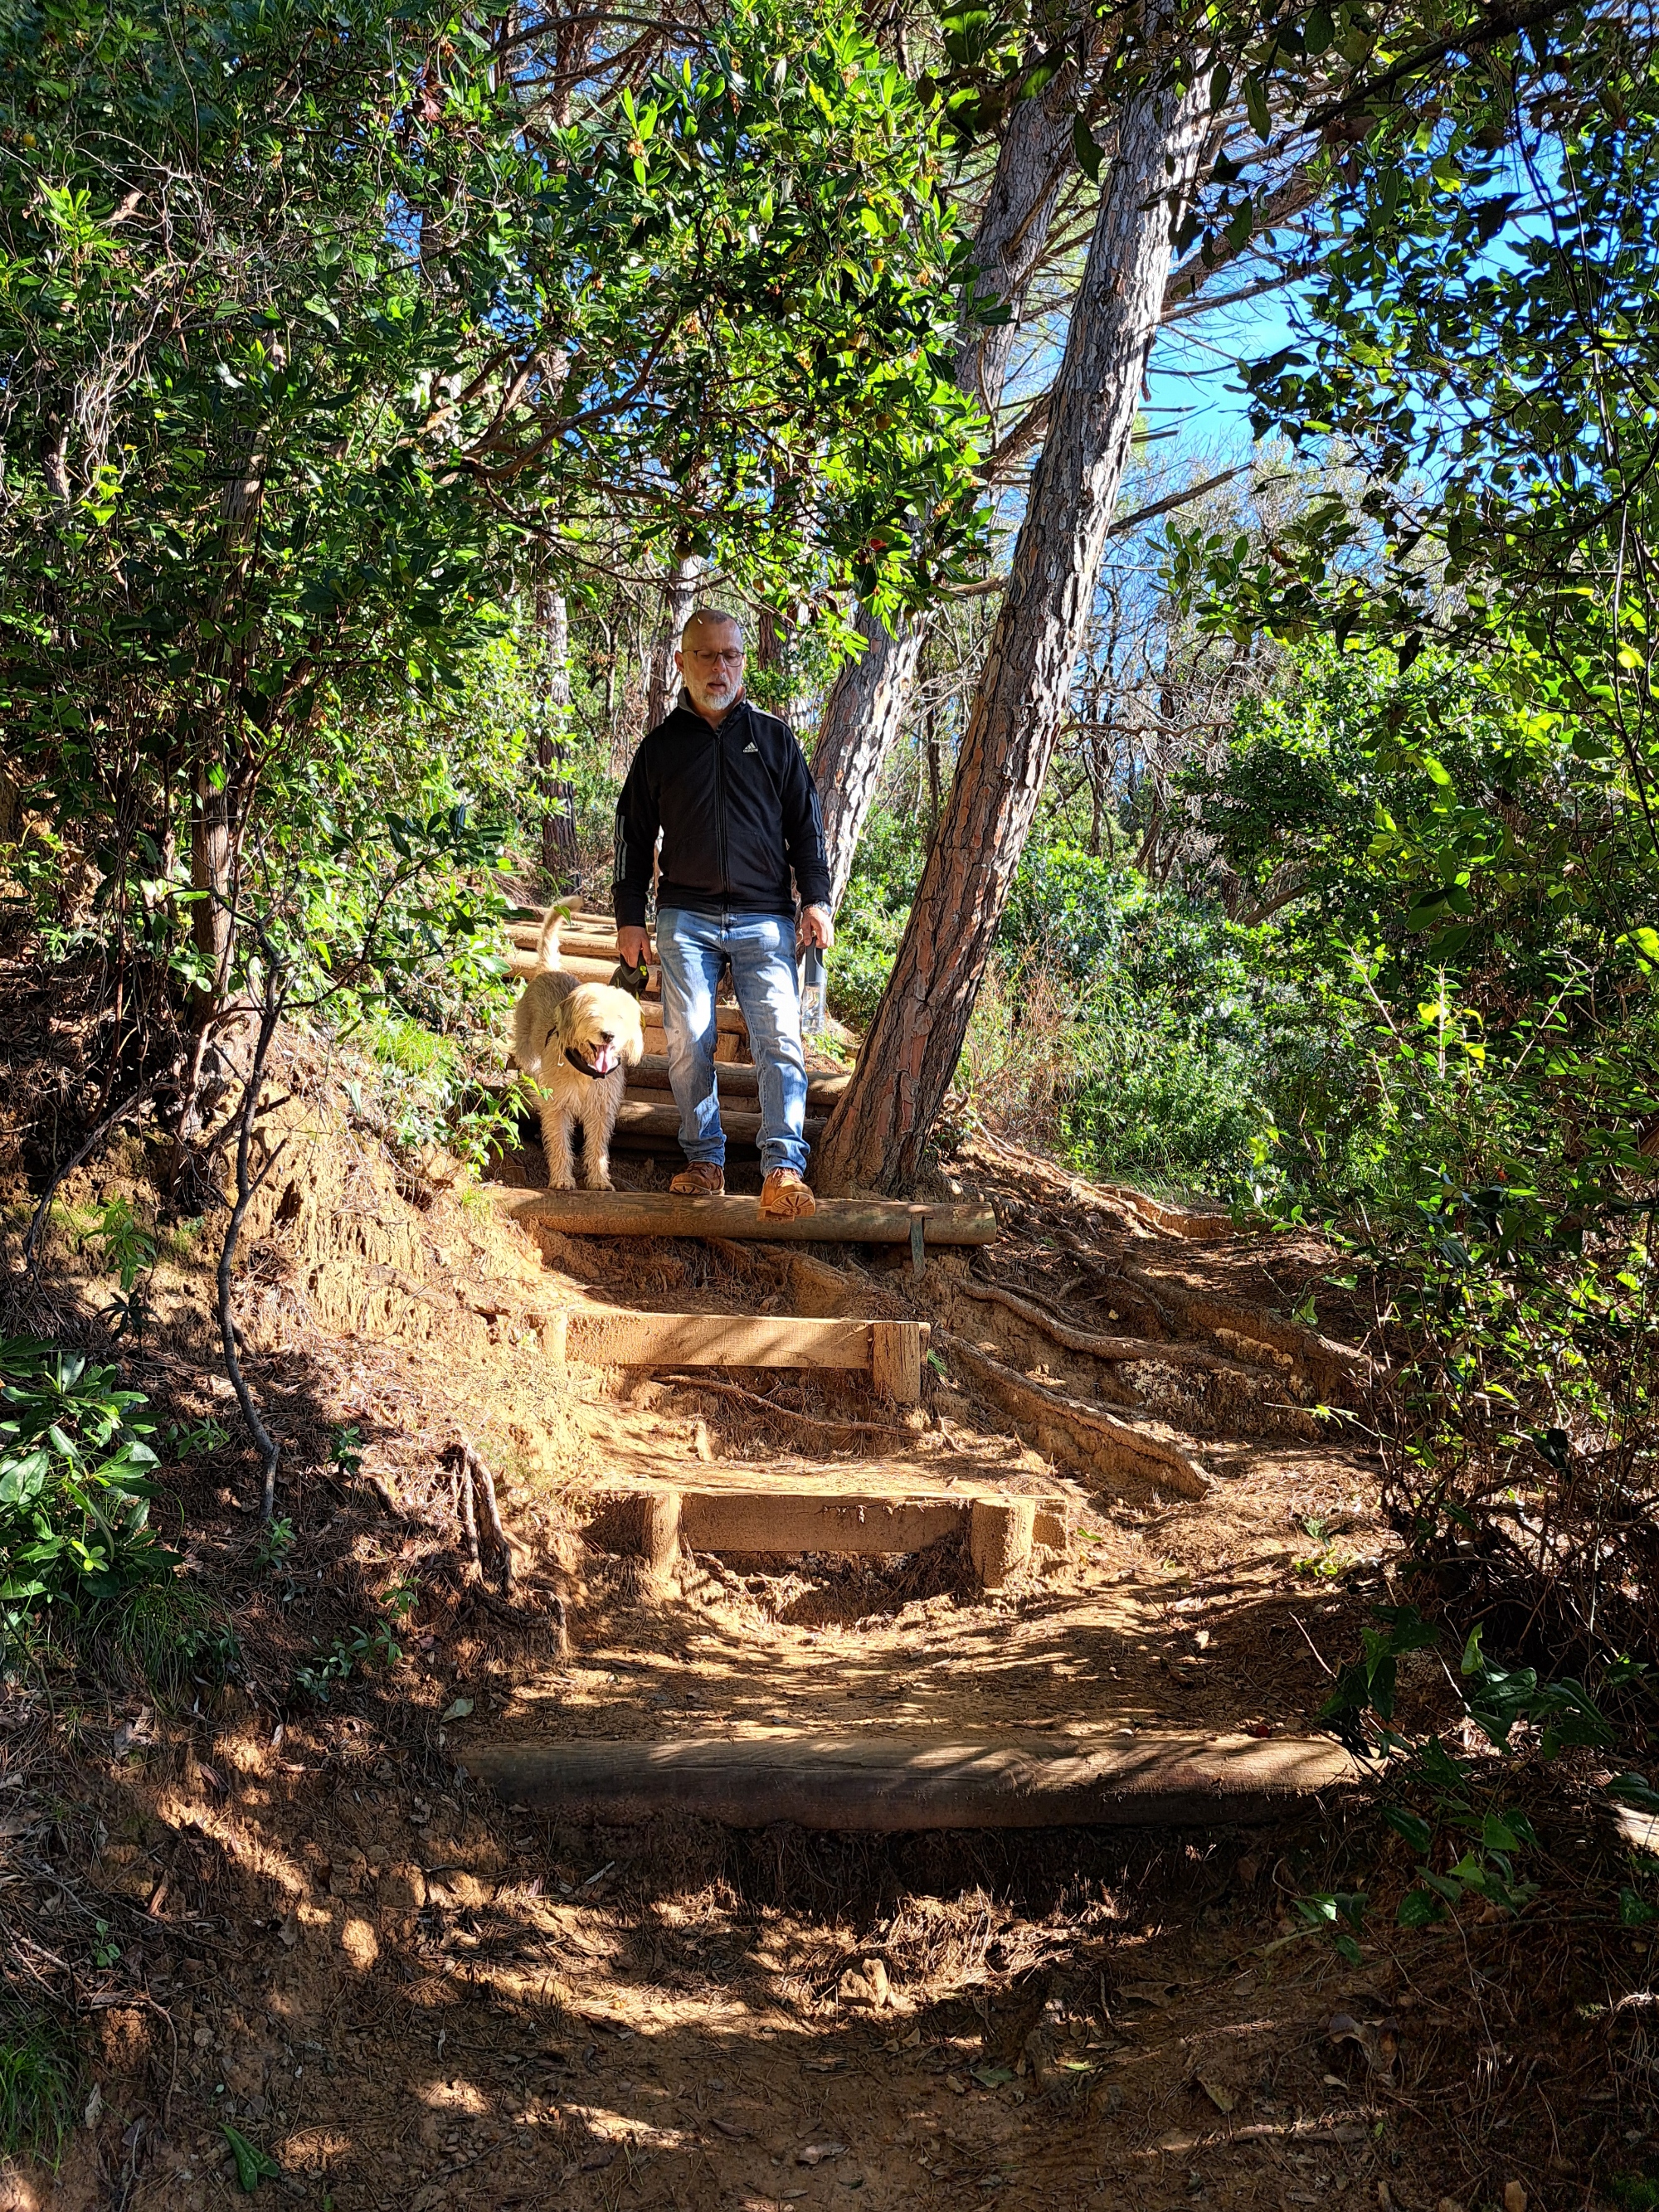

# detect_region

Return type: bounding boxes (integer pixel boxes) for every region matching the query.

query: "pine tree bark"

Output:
[813,63,1079,907]
[814,51,1209,1197]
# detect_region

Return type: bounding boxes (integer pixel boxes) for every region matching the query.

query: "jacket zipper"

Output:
[713,707,729,900]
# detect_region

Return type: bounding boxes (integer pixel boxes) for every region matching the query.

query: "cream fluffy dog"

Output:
[511,912,644,1190]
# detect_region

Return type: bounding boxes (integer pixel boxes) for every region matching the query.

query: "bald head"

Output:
[676,606,747,724]
[681,606,744,648]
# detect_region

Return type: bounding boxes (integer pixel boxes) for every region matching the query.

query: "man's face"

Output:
[676,623,746,721]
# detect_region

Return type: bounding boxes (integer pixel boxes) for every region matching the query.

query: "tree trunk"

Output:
[924,702,942,845]
[813,62,1080,907]
[813,121,1323,912]
[814,51,1208,1198]
[645,547,702,733]
[536,579,577,885]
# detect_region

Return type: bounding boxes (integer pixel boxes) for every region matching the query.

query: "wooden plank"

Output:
[565,1311,883,1371]
[461,1731,1363,1830]
[626,1055,851,1106]
[681,1490,966,1557]
[870,1319,922,1404]
[585,1479,1062,1584]
[508,948,665,993]
[495,1189,999,1246]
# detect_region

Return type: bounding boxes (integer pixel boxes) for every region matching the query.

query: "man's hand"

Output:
[616,925,651,970]
[798,904,834,952]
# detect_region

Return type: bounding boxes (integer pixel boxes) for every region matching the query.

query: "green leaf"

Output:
[1243,74,1271,141]
[220,2125,281,2192]
[1381,1806,1433,1855]
[1073,114,1102,182]
[1397,1885,1447,1928]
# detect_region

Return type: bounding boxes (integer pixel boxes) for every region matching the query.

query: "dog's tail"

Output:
[535,908,564,971]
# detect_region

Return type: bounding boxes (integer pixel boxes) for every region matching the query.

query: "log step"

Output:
[496,1189,998,1246]
[509,947,664,990]
[556,1311,927,1398]
[607,1101,827,1150]
[626,1055,851,1106]
[585,1479,1062,1583]
[461,1731,1361,1830]
[509,925,622,961]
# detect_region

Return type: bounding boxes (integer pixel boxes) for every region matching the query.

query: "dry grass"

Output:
[956,955,1082,1156]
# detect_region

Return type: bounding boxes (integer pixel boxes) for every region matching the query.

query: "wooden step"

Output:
[626,1055,851,1106]
[558,1311,927,1398]
[583,1474,1062,1583]
[509,925,620,961]
[496,1189,998,1247]
[461,1732,1363,1831]
[640,1020,751,1064]
[607,1101,826,1150]
[508,947,672,994]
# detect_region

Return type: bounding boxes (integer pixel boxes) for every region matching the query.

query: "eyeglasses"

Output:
[687,647,745,667]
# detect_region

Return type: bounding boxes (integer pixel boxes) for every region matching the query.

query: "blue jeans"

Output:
[656,908,809,1175]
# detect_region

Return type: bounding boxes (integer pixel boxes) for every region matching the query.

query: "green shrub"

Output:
[0,1340,230,1683]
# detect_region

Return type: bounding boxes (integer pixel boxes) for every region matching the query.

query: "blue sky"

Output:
[1146,279,1305,465]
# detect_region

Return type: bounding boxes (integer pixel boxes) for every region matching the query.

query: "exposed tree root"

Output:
[1117,1264,1378,1403]
[935,1328,1208,1500]
[956,1278,1262,1377]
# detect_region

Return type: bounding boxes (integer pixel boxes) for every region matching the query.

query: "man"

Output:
[614,606,834,1218]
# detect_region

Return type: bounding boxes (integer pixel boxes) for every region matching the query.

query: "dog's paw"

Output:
[588,1170,615,1191]
[546,1171,577,1192]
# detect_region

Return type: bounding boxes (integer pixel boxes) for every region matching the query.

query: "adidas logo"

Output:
[743,742,760,755]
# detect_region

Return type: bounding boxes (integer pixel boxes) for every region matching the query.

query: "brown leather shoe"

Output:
[759,1167,817,1218]
[670,1162,725,1196]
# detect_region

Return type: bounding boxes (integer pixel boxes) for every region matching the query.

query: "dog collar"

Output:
[564,1047,608,1082]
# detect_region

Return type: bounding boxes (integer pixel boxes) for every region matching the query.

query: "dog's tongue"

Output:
[591,1043,619,1076]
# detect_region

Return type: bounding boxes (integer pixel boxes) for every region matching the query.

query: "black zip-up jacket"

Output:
[613,693,832,929]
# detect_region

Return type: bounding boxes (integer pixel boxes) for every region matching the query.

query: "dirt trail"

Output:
[0,1065,1620,2212]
